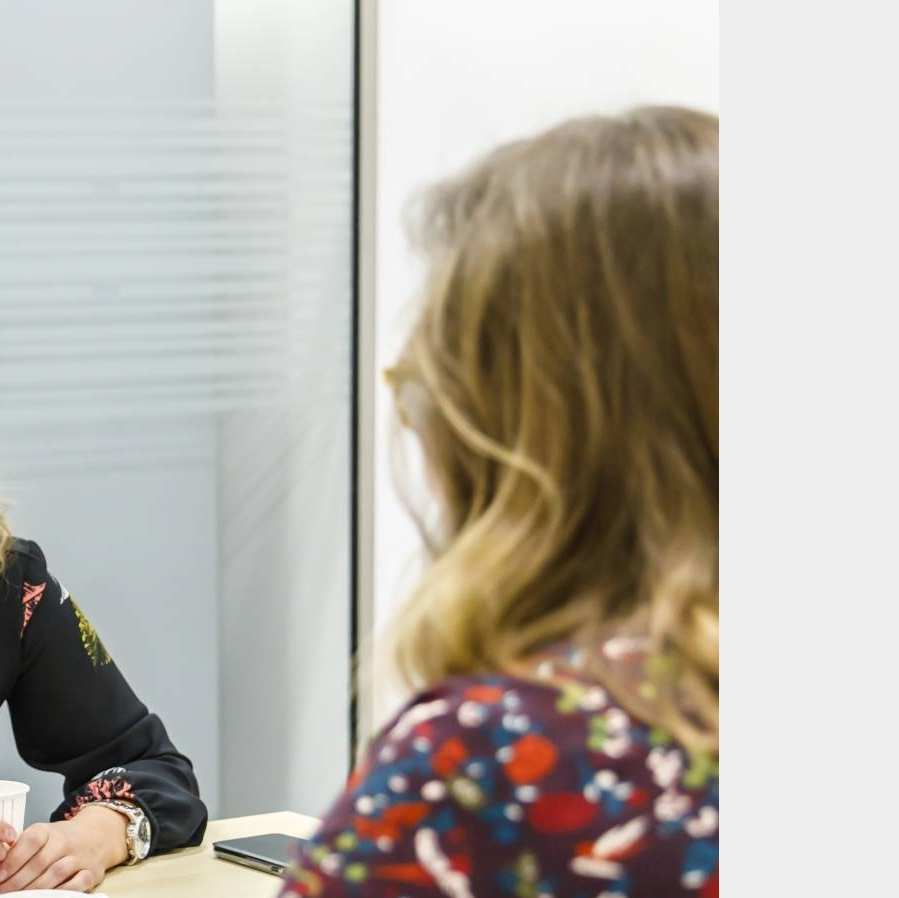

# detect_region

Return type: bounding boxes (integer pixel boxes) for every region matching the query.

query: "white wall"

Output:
[367,0,719,729]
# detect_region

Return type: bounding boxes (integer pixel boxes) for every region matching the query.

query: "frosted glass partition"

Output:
[0,0,354,823]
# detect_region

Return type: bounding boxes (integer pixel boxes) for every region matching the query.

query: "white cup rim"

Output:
[0,780,30,797]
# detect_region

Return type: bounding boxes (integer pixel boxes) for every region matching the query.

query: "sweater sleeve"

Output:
[6,540,207,854]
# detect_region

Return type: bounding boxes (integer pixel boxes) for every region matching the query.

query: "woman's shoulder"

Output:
[305,673,718,896]
[2,537,45,593]
[378,672,611,749]
[359,670,719,828]
[5,537,46,565]
[1,538,54,624]
[374,671,711,786]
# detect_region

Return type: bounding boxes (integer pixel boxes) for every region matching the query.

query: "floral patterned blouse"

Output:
[0,538,207,852]
[281,654,718,898]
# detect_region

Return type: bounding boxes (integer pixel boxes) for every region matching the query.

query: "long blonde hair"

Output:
[386,107,718,753]
[0,511,10,577]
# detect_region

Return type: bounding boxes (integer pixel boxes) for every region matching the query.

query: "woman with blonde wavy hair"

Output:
[283,106,718,898]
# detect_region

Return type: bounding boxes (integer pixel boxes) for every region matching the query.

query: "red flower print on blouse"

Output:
[463,684,505,703]
[370,861,435,885]
[527,792,597,833]
[432,736,469,777]
[355,801,431,843]
[20,581,46,636]
[504,732,559,784]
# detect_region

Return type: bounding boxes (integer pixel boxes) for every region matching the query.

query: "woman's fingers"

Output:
[0,822,49,888]
[59,867,97,893]
[0,822,14,866]
[25,853,80,891]
[0,818,107,893]
[0,824,66,892]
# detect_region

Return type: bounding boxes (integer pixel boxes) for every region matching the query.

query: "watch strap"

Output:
[88,799,151,865]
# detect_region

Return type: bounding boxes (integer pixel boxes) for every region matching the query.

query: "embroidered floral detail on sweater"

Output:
[20,581,46,636]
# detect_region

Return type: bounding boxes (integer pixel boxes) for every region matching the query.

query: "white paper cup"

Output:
[0,780,29,834]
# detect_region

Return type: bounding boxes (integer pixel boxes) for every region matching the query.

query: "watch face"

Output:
[136,818,152,858]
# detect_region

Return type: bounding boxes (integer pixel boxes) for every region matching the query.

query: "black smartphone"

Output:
[212,833,303,876]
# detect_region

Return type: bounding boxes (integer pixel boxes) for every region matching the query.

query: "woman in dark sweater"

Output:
[0,529,207,892]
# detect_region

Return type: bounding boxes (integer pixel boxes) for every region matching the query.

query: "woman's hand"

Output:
[0,805,128,893]
[0,825,15,870]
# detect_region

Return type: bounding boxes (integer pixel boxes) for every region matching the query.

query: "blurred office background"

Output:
[0,0,354,823]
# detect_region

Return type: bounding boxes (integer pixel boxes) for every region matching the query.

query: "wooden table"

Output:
[102,812,319,898]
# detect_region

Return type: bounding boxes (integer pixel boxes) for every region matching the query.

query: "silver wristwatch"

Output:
[91,799,152,865]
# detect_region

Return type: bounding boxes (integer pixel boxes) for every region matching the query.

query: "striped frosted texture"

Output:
[0,102,351,426]
[0,0,354,823]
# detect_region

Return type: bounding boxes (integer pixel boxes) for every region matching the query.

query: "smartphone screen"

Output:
[213,833,304,876]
